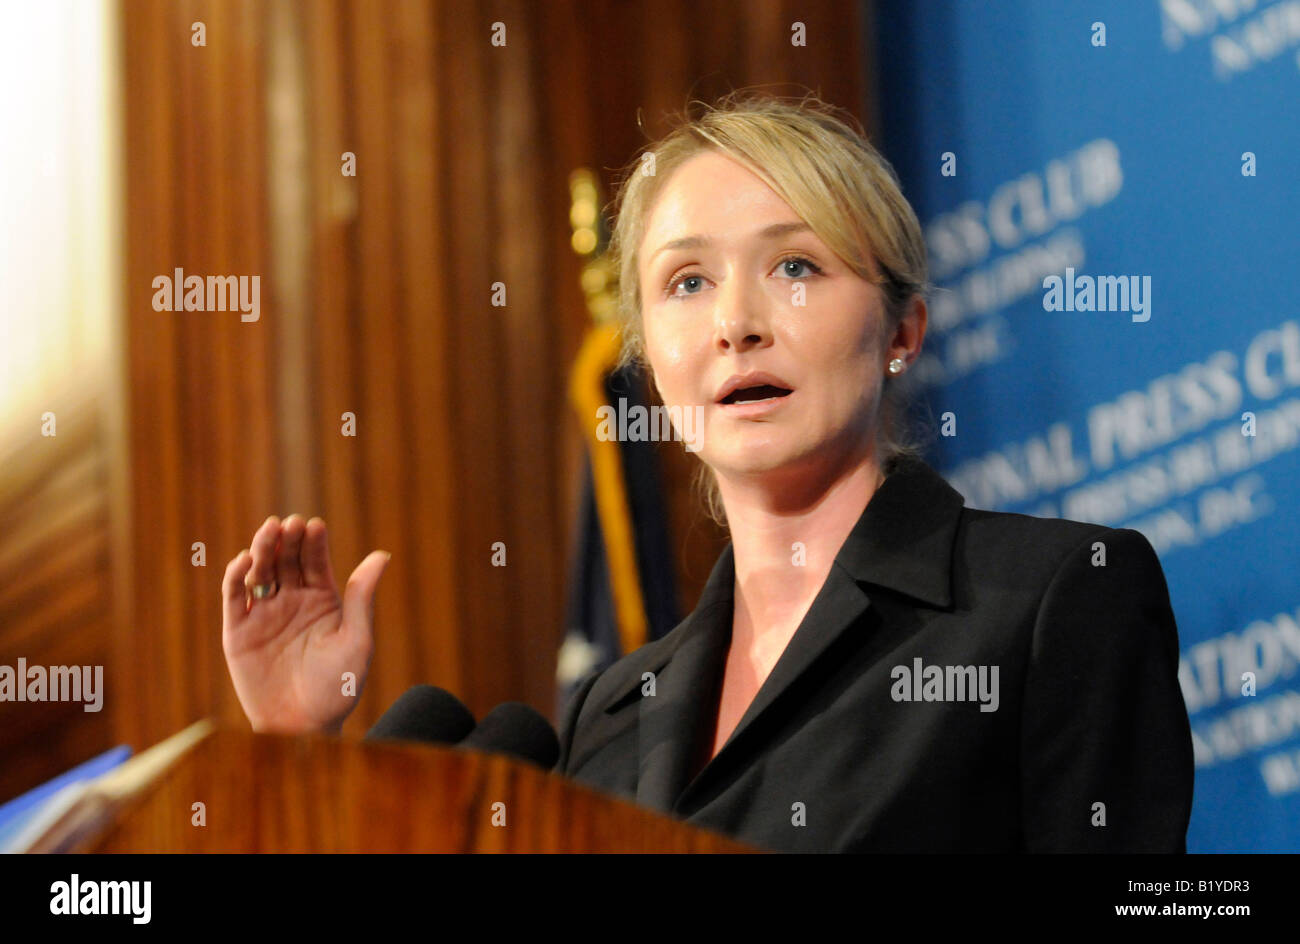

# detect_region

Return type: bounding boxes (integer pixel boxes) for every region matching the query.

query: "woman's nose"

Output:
[713,281,771,353]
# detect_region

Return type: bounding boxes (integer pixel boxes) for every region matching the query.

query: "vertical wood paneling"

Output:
[389,0,462,701]
[118,0,278,750]
[437,4,511,711]
[494,0,564,705]
[534,0,599,632]
[303,0,369,723]
[207,0,243,724]
[349,0,419,717]
[121,0,186,748]
[176,0,213,725]
[0,407,115,802]
[267,0,320,515]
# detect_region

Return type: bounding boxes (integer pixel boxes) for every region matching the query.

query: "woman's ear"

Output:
[886,294,928,366]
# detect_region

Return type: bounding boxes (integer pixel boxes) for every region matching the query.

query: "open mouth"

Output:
[720,383,794,405]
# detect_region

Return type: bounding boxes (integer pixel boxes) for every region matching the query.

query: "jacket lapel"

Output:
[635,548,734,813]
[635,456,966,813]
[675,564,873,810]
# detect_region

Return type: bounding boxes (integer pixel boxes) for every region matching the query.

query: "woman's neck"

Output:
[716,453,886,643]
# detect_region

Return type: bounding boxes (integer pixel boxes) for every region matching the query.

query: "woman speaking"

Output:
[221,92,1194,853]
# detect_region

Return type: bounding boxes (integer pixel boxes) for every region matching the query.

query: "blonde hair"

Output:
[606,90,931,526]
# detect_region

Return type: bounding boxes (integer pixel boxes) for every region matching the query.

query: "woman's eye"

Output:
[775,256,822,279]
[667,273,707,297]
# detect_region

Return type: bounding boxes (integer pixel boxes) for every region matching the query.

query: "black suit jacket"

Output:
[555,455,1194,852]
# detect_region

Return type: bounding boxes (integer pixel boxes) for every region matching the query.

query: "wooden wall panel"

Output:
[387,0,461,704]
[103,0,872,756]
[490,0,564,703]
[0,405,116,802]
[117,0,278,750]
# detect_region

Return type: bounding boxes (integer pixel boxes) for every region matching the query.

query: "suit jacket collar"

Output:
[608,454,966,813]
[834,453,965,609]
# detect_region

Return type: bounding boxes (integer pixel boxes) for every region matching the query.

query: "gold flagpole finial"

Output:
[568,168,617,324]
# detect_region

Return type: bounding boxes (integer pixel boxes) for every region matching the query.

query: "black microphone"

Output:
[459,702,560,770]
[363,685,476,746]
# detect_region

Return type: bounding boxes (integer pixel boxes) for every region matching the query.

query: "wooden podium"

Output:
[49,722,756,853]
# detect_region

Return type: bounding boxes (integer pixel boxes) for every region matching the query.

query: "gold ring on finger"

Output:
[248,580,279,600]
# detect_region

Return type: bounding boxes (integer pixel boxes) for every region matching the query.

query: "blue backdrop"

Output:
[874,0,1300,852]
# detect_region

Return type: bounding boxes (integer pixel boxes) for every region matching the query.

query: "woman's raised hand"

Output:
[221,514,390,734]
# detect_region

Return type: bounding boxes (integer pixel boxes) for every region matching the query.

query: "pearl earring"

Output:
[888,357,905,376]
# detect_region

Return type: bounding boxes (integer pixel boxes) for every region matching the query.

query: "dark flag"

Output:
[557,353,681,714]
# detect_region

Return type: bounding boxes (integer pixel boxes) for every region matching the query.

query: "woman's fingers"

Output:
[341,550,392,642]
[222,548,253,627]
[277,514,307,589]
[234,512,338,601]
[301,517,337,590]
[245,515,281,595]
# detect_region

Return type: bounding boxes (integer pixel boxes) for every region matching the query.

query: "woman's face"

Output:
[639,150,895,486]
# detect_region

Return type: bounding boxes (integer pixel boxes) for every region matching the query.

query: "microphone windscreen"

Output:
[460,702,560,769]
[364,685,476,746]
